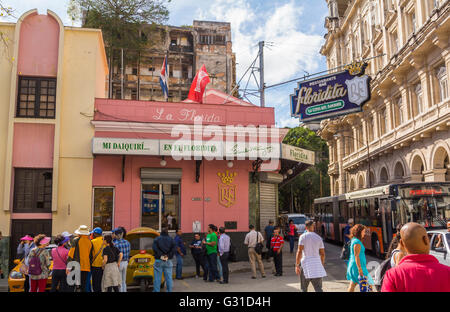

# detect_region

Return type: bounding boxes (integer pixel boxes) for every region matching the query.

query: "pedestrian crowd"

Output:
[7,218,450,293]
[15,225,130,292]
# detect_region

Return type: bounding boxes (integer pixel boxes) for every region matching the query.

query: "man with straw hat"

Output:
[67,225,94,292]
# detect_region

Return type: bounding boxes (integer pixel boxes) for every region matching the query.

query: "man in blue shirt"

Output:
[153,227,176,292]
[113,227,131,292]
[174,229,186,280]
[343,219,354,244]
[218,227,231,284]
[264,220,275,260]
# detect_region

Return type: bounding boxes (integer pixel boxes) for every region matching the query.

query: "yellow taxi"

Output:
[8,244,56,292]
[126,227,165,292]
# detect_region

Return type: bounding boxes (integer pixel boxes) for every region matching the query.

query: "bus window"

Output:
[360,199,370,226]
[348,201,355,219]
[339,201,348,223]
[392,199,412,228]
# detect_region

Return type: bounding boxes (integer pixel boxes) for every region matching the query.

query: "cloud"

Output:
[194,0,324,86]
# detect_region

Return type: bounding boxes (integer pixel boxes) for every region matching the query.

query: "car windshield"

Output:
[290,217,306,224]
[130,237,155,251]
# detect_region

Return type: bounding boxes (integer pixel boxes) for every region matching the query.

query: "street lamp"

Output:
[334,132,372,189]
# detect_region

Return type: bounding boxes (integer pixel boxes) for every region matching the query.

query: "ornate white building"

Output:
[319,0,450,195]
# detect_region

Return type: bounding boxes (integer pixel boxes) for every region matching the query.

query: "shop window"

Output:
[17,76,56,118]
[142,183,180,231]
[13,168,52,213]
[93,187,114,231]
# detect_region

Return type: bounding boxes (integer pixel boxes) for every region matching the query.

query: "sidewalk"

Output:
[180,241,298,278]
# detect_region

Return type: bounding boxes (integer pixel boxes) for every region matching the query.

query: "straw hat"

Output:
[74,225,91,236]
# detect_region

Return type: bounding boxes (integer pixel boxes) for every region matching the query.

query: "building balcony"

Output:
[169,45,194,53]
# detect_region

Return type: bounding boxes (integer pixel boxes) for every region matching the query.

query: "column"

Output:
[400,84,409,121]
[419,68,432,109]
[336,135,346,195]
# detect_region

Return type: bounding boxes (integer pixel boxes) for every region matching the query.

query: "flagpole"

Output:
[166,50,169,102]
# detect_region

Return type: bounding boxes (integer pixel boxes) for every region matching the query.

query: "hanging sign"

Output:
[291,62,371,122]
[281,144,315,165]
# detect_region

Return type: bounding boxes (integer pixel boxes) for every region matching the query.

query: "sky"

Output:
[1,0,328,128]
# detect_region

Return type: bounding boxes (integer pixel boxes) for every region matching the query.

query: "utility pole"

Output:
[259,41,265,107]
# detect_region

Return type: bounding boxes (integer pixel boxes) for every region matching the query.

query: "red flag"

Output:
[187,65,210,103]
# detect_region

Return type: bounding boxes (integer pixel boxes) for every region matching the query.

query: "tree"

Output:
[0,2,14,61]
[69,0,171,51]
[279,127,330,214]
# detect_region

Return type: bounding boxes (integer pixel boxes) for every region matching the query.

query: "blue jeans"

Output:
[289,235,295,253]
[176,254,183,279]
[153,259,173,292]
[206,253,218,281]
[217,254,223,280]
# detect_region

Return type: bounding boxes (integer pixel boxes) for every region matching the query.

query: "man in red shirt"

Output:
[382,222,450,292]
[270,227,284,276]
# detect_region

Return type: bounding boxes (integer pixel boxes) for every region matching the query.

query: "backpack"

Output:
[255,232,264,255]
[28,248,43,276]
[340,241,351,260]
[374,257,392,291]
[374,250,399,291]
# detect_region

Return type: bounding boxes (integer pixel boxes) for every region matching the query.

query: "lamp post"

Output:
[334,130,372,189]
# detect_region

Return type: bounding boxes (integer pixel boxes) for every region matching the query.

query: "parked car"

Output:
[280,213,308,238]
[8,244,57,292]
[427,230,450,266]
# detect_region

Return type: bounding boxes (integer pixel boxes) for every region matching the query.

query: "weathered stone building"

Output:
[109,20,236,102]
[319,0,449,195]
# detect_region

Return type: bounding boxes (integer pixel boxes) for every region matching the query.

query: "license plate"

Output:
[136,258,148,263]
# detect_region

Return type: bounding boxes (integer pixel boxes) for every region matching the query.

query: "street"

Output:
[169,241,379,292]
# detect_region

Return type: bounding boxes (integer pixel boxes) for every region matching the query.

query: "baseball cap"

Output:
[113,228,123,234]
[92,227,103,235]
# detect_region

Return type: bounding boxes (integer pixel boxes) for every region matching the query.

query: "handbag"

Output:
[19,261,29,275]
[255,232,263,255]
[340,241,351,260]
[358,275,373,292]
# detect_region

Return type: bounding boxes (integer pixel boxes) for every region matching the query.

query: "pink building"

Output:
[91,89,290,257]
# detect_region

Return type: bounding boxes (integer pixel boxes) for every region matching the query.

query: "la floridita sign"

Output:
[291,62,371,122]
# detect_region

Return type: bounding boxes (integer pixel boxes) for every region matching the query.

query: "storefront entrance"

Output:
[141,168,181,232]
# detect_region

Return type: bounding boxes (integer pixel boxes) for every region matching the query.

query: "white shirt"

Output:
[298,231,327,279]
[244,230,264,248]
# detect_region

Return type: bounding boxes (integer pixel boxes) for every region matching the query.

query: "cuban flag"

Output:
[159,55,169,101]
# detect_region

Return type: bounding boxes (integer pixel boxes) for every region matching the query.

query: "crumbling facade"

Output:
[108,20,236,102]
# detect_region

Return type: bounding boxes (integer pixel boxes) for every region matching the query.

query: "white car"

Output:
[284,214,308,236]
[428,230,450,266]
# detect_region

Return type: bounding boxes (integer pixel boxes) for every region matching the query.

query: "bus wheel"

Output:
[372,235,381,258]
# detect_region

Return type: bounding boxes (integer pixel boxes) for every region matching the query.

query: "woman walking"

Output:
[346,224,375,292]
[102,235,123,292]
[51,234,70,292]
[385,224,406,268]
[287,220,296,254]
[28,234,51,292]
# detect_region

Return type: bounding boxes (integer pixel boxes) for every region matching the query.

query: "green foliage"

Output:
[279,127,330,214]
[69,0,171,51]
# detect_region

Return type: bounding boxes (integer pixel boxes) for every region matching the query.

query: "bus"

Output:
[313,182,450,258]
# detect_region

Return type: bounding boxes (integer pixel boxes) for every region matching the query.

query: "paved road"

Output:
[170,241,380,292]
[0,241,381,292]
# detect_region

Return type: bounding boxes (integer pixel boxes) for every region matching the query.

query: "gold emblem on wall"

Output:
[217,170,237,208]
